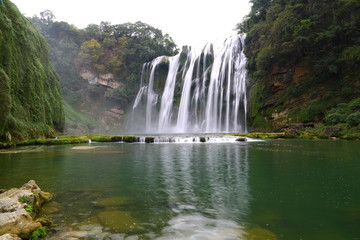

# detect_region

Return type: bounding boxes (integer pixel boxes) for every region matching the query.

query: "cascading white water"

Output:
[130,34,248,134]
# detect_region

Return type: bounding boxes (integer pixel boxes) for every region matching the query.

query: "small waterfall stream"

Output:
[130,34,248,134]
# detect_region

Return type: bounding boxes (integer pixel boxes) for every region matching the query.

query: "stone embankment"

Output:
[0,180,51,240]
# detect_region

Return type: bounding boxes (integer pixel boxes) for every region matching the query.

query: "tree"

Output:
[40,9,55,25]
[77,39,104,71]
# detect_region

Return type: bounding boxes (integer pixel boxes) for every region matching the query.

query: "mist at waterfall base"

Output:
[128,34,248,134]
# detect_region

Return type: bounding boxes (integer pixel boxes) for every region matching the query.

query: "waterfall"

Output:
[130,34,248,134]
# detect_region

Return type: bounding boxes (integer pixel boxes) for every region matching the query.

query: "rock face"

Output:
[80,69,120,89]
[0,180,51,239]
[0,234,21,240]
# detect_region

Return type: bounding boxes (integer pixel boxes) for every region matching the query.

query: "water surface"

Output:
[0,139,359,239]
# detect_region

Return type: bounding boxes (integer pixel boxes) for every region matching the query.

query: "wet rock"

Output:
[236,137,247,142]
[40,201,61,215]
[47,231,88,240]
[36,217,51,226]
[0,180,51,239]
[145,137,155,143]
[97,210,140,233]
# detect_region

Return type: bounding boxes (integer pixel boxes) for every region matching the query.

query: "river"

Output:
[0,139,359,239]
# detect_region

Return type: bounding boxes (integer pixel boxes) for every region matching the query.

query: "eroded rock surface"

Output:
[0,180,51,239]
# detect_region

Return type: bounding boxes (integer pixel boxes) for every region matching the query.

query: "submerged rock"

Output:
[244,227,277,240]
[97,210,140,233]
[0,180,51,239]
[39,201,61,215]
[95,196,132,208]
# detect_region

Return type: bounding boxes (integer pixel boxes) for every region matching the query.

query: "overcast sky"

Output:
[11,0,250,48]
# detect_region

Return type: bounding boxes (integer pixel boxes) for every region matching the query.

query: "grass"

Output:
[30,227,47,240]
[18,195,34,213]
[227,132,286,139]
[63,100,98,134]
[10,134,139,147]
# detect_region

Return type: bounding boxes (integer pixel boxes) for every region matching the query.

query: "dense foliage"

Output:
[238,0,360,130]
[29,11,178,133]
[0,1,64,141]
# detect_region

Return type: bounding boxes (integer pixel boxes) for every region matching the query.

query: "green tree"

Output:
[77,38,104,71]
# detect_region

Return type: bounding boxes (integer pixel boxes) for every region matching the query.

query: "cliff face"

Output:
[0,0,64,141]
[28,16,178,134]
[241,0,360,132]
[249,59,360,131]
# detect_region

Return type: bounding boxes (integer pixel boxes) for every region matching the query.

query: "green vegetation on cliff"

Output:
[29,13,178,133]
[0,0,64,141]
[239,0,360,131]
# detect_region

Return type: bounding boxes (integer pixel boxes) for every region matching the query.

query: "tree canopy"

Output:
[30,12,178,104]
[238,0,360,129]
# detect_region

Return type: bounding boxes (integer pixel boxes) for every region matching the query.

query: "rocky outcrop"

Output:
[80,69,120,89]
[0,180,51,239]
[0,234,21,240]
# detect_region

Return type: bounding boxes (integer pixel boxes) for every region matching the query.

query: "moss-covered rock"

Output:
[199,137,206,142]
[123,136,138,143]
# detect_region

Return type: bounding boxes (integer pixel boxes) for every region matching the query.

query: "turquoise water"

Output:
[0,140,360,239]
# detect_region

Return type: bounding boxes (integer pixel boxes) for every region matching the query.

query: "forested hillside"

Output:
[0,1,63,141]
[30,12,178,133]
[239,0,360,137]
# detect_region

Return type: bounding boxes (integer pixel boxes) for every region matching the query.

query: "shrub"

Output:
[348,98,360,111]
[346,112,360,126]
[324,113,347,125]
[256,47,274,72]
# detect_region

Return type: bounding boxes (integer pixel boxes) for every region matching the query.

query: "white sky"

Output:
[11,0,250,48]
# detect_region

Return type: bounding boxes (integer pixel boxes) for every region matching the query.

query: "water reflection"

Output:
[146,143,251,239]
[2,140,360,239]
[0,142,252,239]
